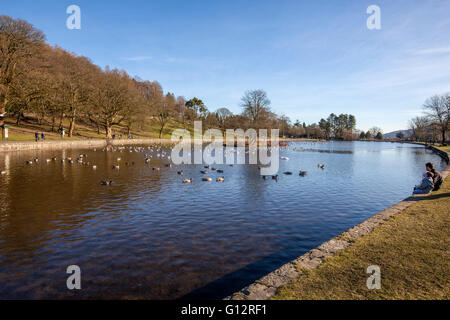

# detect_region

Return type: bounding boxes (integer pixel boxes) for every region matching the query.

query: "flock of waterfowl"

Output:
[2,144,327,186]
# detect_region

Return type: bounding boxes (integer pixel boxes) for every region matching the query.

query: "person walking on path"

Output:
[35,132,39,142]
[41,132,45,141]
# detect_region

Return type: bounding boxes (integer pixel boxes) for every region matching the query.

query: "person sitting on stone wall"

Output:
[413,171,434,195]
[426,162,443,191]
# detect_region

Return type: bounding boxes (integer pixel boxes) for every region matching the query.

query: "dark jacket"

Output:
[432,170,443,191]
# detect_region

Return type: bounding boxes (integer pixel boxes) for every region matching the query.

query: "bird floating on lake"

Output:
[317,164,325,169]
[216,177,225,182]
[281,156,290,160]
[202,177,213,182]
[299,171,308,176]
[183,178,193,183]
[100,180,113,186]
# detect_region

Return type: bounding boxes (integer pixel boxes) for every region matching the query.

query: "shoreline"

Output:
[226,145,450,300]
[0,137,319,153]
[0,138,174,152]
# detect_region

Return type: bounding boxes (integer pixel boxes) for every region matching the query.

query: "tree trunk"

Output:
[69,110,76,137]
[443,129,447,145]
[16,112,21,126]
[51,114,56,132]
[105,125,112,139]
[0,98,6,138]
[58,111,64,131]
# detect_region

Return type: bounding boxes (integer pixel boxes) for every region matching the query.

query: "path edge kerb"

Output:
[225,146,450,300]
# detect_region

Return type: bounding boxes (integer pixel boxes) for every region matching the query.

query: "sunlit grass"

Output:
[1,116,189,141]
[274,177,450,300]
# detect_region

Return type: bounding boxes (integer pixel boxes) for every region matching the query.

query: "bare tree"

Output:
[216,107,233,130]
[87,69,138,138]
[241,89,271,123]
[409,116,429,141]
[154,93,175,138]
[56,50,96,137]
[368,127,383,139]
[0,15,45,136]
[423,94,449,144]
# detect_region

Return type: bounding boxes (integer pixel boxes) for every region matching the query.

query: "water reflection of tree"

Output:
[0,147,166,272]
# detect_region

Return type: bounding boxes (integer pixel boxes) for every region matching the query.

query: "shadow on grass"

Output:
[421,192,450,201]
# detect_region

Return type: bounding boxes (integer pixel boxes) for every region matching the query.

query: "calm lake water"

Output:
[0,141,446,299]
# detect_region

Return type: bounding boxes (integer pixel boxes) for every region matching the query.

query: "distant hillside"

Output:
[383,129,413,139]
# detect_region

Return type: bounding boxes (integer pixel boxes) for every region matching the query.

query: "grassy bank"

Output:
[273,171,450,300]
[438,145,450,153]
[0,116,319,143]
[0,116,187,142]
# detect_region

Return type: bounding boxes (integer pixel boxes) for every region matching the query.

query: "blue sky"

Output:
[2,0,450,132]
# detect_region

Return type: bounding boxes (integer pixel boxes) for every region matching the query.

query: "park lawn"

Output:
[1,116,188,142]
[437,145,450,153]
[273,176,450,300]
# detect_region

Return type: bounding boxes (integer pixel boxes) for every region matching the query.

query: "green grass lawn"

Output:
[1,116,189,142]
[437,145,450,153]
[273,175,450,300]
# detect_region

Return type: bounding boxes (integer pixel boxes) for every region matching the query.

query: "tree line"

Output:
[1,15,367,140]
[409,93,450,144]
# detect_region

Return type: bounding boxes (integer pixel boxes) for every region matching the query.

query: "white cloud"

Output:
[411,46,450,55]
[122,56,152,61]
